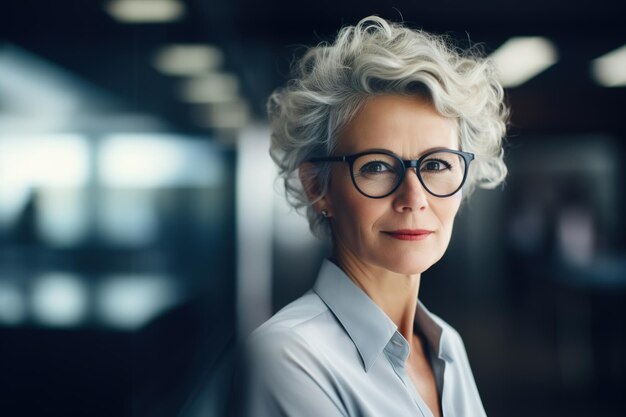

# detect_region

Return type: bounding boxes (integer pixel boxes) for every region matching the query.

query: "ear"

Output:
[299,162,331,214]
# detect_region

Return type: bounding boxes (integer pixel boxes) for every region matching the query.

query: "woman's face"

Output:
[321,94,462,275]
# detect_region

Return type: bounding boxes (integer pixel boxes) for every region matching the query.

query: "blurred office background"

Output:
[1,1,625,416]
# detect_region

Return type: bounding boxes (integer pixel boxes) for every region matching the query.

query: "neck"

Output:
[332,244,421,342]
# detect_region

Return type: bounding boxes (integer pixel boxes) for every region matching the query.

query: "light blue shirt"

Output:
[243,259,487,417]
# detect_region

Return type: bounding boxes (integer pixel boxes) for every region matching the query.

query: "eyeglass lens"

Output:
[352,151,467,197]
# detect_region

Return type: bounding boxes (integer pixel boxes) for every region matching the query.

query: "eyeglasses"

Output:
[308,149,474,199]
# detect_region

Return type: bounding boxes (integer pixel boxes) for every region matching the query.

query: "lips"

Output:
[383,229,433,241]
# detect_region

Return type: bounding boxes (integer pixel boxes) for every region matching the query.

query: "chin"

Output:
[380,255,438,276]
[374,237,449,275]
[398,264,434,276]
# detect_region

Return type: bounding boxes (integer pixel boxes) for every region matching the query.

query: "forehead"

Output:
[336,95,458,156]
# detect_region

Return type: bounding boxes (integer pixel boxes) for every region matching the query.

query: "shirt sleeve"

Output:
[241,329,348,417]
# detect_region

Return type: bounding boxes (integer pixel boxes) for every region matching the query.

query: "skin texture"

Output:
[305,94,463,417]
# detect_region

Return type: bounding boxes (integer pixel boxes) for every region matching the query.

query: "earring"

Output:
[321,209,329,218]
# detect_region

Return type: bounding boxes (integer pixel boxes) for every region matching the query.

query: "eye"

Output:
[421,158,452,172]
[360,161,393,174]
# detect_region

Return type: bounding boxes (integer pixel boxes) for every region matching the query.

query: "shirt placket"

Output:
[384,332,435,417]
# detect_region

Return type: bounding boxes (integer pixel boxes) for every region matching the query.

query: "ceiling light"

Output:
[209,102,250,128]
[591,44,626,87]
[154,44,224,76]
[193,101,251,129]
[179,73,239,103]
[105,0,185,23]
[490,37,558,88]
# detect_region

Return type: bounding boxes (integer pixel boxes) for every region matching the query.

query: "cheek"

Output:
[326,177,359,234]
[328,180,384,241]
[434,196,461,234]
[335,191,374,233]
[430,199,461,263]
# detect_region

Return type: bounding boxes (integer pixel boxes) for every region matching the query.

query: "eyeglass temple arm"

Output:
[307,156,347,163]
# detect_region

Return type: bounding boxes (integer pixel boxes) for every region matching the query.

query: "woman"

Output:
[241,15,507,417]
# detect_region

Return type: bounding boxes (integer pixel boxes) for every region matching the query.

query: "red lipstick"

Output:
[384,229,433,241]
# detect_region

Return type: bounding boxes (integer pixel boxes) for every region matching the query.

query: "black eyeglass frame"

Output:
[308,148,475,199]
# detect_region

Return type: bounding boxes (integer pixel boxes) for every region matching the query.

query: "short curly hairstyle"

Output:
[268,16,508,239]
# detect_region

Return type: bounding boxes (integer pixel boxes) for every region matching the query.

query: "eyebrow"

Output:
[349,146,459,158]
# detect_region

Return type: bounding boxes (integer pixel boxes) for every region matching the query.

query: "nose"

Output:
[392,168,429,212]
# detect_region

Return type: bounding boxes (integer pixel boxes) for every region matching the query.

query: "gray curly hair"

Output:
[268,16,508,239]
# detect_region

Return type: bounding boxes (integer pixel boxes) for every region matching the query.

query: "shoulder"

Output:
[250,291,333,347]
[245,291,334,365]
[242,292,344,399]
[236,293,350,417]
[253,291,328,336]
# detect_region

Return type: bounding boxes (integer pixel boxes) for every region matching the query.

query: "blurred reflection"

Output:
[0,281,26,325]
[507,135,624,286]
[0,134,89,187]
[38,189,90,246]
[31,272,88,327]
[499,134,626,414]
[98,134,224,188]
[0,46,83,123]
[557,205,595,267]
[97,274,179,330]
[0,120,235,416]
[0,132,233,328]
[98,190,159,246]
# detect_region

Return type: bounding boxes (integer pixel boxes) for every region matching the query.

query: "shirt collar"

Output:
[415,299,448,361]
[313,259,396,371]
[313,259,448,371]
